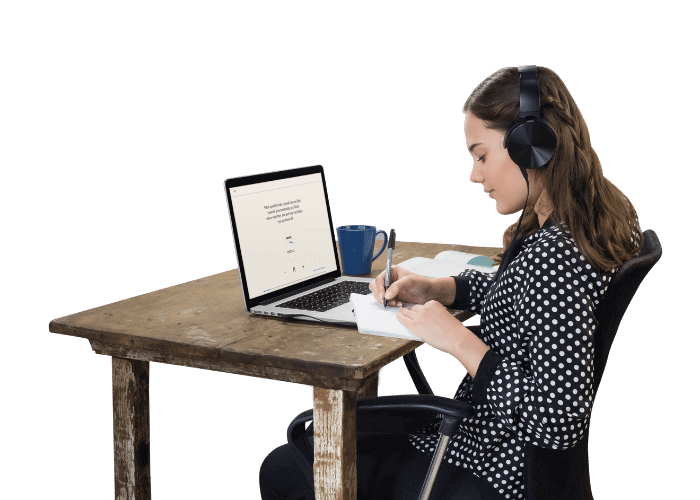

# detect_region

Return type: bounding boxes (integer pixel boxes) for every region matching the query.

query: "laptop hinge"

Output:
[258,277,336,305]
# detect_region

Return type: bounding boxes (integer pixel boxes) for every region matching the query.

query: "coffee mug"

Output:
[336,225,388,275]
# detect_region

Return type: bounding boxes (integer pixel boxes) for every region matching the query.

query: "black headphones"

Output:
[491,66,558,284]
[503,65,557,172]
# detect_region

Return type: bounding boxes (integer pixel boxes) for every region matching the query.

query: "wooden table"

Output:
[49,240,499,500]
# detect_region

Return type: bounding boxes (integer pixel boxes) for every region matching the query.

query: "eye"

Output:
[477,155,486,163]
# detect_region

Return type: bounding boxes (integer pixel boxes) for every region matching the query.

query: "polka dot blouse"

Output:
[409,218,615,500]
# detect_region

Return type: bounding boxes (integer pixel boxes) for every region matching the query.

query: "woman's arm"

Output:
[431,276,457,307]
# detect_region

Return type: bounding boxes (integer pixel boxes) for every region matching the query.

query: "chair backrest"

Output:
[591,229,662,395]
[524,229,662,500]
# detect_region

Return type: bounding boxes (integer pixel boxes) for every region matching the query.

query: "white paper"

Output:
[398,252,498,277]
[349,293,420,341]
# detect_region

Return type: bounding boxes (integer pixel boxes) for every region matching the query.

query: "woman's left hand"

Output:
[396,300,466,356]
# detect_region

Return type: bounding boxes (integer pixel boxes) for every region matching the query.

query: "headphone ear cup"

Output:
[504,117,557,170]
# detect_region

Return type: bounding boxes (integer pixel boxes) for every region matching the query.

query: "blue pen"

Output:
[383,229,396,308]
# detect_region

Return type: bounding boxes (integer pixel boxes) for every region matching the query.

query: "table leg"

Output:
[311,372,379,499]
[313,386,358,500]
[112,357,151,500]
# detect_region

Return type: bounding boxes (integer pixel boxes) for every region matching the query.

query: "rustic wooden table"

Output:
[49,240,499,500]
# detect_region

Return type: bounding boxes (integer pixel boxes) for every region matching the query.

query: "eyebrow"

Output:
[468,142,483,153]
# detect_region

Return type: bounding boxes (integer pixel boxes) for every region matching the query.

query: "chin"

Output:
[495,198,526,216]
[496,204,518,216]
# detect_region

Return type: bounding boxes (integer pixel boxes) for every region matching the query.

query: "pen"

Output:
[384,229,396,308]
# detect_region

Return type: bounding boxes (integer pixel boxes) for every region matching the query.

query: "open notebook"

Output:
[350,293,420,340]
[349,251,496,341]
[399,250,497,277]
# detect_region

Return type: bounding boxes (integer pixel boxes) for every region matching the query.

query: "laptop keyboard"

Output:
[278,281,372,312]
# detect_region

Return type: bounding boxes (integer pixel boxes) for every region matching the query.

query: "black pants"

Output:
[259,431,505,500]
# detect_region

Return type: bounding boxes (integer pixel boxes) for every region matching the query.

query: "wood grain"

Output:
[52,239,499,500]
[112,357,151,500]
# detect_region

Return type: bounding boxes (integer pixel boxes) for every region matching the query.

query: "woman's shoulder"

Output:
[520,220,578,261]
[518,224,574,272]
[518,221,614,299]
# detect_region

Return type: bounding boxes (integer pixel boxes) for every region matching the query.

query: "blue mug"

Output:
[336,225,388,275]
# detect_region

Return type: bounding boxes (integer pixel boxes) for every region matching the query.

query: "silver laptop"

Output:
[224,165,374,325]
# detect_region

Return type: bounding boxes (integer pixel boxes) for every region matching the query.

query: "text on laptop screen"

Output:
[229,172,338,299]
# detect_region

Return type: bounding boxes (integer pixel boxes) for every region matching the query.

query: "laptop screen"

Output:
[224,165,341,309]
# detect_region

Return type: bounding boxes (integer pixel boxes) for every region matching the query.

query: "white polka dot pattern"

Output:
[409,221,615,499]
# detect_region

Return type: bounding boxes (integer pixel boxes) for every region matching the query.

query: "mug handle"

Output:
[372,230,388,261]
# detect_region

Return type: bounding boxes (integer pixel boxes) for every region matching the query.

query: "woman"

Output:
[259,66,642,500]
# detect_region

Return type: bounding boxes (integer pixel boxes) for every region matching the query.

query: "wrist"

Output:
[432,277,457,307]
[451,326,490,379]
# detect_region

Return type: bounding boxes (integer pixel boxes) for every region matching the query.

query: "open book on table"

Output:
[397,250,498,278]
[350,250,497,341]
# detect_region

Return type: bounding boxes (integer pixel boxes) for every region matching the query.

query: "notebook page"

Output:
[397,257,472,278]
[350,293,420,341]
[433,251,498,271]
[398,256,498,277]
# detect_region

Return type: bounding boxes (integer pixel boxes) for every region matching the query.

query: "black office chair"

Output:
[288,230,662,500]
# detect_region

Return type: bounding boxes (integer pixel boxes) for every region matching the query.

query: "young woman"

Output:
[259,66,642,500]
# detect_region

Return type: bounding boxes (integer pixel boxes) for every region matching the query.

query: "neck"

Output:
[534,189,553,228]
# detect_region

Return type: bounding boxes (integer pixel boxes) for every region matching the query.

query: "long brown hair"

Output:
[464,67,642,272]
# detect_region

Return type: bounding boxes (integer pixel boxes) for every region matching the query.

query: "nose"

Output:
[469,160,483,184]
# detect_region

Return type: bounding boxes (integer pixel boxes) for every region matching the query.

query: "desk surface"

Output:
[50,240,499,389]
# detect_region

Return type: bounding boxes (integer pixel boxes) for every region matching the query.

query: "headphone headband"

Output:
[517,65,540,118]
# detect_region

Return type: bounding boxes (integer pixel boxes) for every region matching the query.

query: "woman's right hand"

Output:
[369,266,436,307]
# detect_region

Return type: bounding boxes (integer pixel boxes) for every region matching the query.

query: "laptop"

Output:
[224,165,374,325]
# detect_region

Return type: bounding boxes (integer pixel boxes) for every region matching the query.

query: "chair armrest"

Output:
[357,394,474,418]
[358,395,475,437]
[286,394,475,486]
